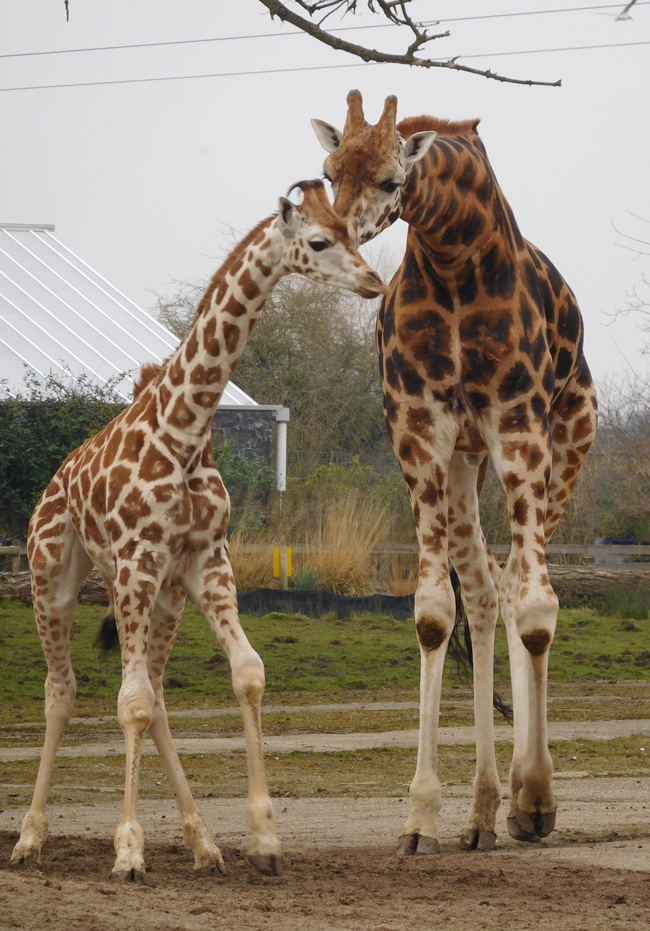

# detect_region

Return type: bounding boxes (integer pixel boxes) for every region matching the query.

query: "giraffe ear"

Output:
[404,131,437,166]
[311,119,343,153]
[277,197,299,237]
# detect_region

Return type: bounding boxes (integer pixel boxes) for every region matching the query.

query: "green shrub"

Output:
[212,440,273,532]
[0,373,124,537]
[600,584,650,620]
[0,372,274,539]
[293,567,319,591]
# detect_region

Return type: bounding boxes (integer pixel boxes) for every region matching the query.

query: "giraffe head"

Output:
[277,178,387,298]
[311,90,437,244]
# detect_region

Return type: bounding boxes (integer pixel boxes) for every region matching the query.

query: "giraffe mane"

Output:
[133,362,164,398]
[195,216,275,318]
[397,116,481,139]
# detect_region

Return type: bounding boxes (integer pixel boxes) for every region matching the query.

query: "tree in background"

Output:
[611,214,650,355]
[590,376,650,542]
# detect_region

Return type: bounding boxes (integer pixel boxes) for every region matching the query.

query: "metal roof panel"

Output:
[0,224,258,407]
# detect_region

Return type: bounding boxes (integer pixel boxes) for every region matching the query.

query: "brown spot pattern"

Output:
[416,614,448,651]
[521,627,553,656]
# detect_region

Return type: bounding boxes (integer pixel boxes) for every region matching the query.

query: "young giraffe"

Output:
[10,179,386,882]
[312,92,597,852]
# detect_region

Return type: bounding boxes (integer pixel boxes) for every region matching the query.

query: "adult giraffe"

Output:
[312,92,597,853]
[10,180,385,882]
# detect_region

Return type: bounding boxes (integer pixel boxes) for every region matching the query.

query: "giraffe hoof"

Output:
[10,847,41,867]
[478,830,497,851]
[195,860,227,877]
[507,816,541,844]
[247,853,283,877]
[459,828,478,851]
[110,867,146,884]
[459,829,497,852]
[513,807,556,840]
[397,833,416,856]
[415,834,439,855]
[397,833,439,856]
[536,809,557,838]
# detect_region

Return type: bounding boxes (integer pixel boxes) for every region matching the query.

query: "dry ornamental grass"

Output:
[300,494,389,596]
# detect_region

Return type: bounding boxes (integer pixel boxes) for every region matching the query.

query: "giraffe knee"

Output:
[118,702,153,736]
[415,582,455,651]
[416,614,449,651]
[516,590,558,655]
[231,650,266,704]
[520,627,553,656]
[117,679,155,735]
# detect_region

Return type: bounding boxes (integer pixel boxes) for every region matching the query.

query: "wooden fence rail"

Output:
[234,543,650,571]
[0,542,28,573]
[2,542,650,574]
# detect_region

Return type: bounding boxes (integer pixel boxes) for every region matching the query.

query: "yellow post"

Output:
[273,546,292,589]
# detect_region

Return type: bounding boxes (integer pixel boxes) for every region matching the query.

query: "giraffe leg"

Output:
[488,430,558,843]
[110,556,169,883]
[146,586,226,875]
[499,368,597,842]
[185,548,282,876]
[473,483,531,834]
[545,364,598,545]
[447,453,501,852]
[498,550,535,841]
[11,513,91,867]
[394,435,457,857]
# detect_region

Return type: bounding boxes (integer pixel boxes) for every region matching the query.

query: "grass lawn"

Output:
[2,735,650,809]
[1,598,650,724]
[2,598,650,810]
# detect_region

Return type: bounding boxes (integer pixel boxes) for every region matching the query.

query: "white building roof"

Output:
[0,223,257,406]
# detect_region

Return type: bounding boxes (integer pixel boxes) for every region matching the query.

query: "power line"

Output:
[1,3,648,60]
[1,39,648,93]
[467,37,650,57]
[0,60,369,92]
[428,0,650,24]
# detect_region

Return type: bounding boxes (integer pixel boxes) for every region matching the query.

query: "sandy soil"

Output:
[2,779,650,930]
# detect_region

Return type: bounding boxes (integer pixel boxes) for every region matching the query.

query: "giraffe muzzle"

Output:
[355,272,388,299]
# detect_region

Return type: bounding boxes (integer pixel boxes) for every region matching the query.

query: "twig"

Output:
[259,0,562,87]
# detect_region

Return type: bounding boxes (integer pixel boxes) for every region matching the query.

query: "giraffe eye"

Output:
[323,172,333,184]
[309,240,330,252]
[380,180,400,194]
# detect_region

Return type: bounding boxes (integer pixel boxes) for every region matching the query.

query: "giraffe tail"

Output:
[95,612,119,651]
[447,565,513,723]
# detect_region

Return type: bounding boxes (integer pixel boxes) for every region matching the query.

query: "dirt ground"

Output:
[2,781,650,930]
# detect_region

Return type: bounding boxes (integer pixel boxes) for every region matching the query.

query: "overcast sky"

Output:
[1,0,649,385]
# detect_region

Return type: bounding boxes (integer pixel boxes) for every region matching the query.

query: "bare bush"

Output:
[229,520,279,592]
[299,493,389,596]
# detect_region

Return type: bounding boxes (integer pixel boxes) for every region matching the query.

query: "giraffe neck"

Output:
[400,134,524,272]
[154,215,284,461]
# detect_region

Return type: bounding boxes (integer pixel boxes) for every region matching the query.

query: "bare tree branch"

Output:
[258,0,562,87]
[614,243,650,258]
[628,210,650,224]
[612,219,650,258]
[606,215,650,353]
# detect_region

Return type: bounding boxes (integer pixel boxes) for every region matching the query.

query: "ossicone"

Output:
[285,178,325,200]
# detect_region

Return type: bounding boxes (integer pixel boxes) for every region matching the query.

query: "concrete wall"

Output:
[213,408,274,463]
